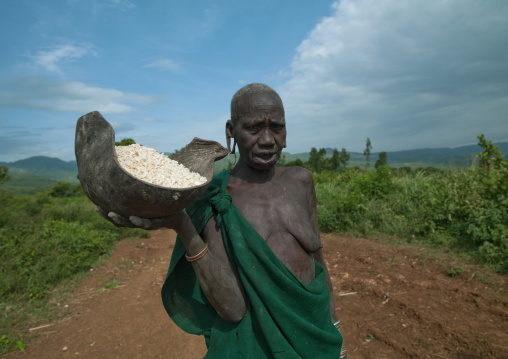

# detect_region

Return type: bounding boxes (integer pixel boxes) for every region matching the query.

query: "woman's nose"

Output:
[258,127,275,146]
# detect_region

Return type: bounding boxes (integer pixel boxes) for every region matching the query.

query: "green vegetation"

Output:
[305,147,350,172]
[115,138,136,146]
[0,164,11,183]
[1,134,506,353]
[375,151,387,169]
[446,266,464,277]
[312,135,507,273]
[0,173,58,195]
[0,181,148,353]
[363,137,372,168]
[98,279,122,292]
[5,156,79,183]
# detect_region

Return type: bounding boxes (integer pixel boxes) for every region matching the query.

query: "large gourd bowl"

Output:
[75,111,228,218]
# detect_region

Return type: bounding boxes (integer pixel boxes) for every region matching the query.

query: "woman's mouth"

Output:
[254,153,277,162]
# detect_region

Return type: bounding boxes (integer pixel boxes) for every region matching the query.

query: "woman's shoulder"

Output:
[210,169,232,187]
[276,166,313,185]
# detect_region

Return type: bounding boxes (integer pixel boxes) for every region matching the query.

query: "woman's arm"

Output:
[97,207,247,322]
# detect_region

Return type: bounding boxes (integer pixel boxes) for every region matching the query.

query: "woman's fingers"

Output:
[129,215,153,229]
[108,211,135,228]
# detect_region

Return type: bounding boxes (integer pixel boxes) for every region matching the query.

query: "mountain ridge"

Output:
[7,156,78,172]
[283,141,507,166]
[1,142,507,187]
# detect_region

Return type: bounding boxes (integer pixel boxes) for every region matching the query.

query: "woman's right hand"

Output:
[95,206,189,231]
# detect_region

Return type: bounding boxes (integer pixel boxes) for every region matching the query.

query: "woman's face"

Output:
[233,92,286,171]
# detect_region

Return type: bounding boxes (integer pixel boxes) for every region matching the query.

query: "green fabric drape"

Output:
[161,170,343,358]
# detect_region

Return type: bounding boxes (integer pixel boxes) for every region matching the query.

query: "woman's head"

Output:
[227,83,286,171]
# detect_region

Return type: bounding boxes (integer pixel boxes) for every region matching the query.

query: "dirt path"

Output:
[5,230,508,359]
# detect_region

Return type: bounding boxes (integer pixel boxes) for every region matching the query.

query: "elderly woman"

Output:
[100,83,346,358]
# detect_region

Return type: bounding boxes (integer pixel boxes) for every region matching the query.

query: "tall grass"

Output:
[315,140,508,273]
[0,184,149,352]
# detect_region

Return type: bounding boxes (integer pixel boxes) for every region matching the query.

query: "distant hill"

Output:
[1,141,506,193]
[378,141,507,168]
[283,142,508,169]
[2,156,78,183]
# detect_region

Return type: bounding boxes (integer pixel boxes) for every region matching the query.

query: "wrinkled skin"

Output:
[99,91,337,325]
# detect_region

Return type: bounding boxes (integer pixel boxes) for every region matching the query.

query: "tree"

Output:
[308,147,319,172]
[308,147,328,172]
[475,134,508,200]
[115,138,136,146]
[363,137,372,169]
[318,148,328,171]
[50,182,74,197]
[330,148,340,171]
[338,148,350,170]
[375,151,388,169]
[476,134,506,170]
[0,164,11,183]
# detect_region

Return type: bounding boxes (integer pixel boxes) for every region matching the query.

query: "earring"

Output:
[227,152,237,165]
[226,135,236,154]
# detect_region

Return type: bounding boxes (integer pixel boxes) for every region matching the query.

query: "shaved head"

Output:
[231,83,284,125]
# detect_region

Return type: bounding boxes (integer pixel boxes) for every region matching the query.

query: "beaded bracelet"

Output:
[185,244,209,262]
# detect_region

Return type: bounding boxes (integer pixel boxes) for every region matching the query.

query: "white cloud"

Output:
[91,0,135,14]
[107,0,135,10]
[0,77,163,114]
[201,5,221,36]
[182,5,221,42]
[279,0,508,152]
[32,43,96,72]
[144,59,181,72]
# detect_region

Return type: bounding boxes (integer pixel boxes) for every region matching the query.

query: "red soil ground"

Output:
[5,229,508,359]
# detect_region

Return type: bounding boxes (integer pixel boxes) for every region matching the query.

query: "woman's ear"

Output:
[226,120,234,153]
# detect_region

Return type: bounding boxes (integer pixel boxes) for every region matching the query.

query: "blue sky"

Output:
[1,0,507,162]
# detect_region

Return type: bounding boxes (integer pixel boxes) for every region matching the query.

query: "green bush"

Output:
[49,182,74,197]
[0,164,11,183]
[314,135,508,272]
[350,165,396,200]
[315,166,398,233]
[1,220,117,299]
[0,187,150,353]
[0,191,149,300]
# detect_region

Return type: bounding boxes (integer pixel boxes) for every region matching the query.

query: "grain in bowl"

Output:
[115,143,207,188]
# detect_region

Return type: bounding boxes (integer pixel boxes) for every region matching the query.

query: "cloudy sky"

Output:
[1,0,507,162]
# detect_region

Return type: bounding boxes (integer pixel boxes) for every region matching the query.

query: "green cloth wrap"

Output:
[161,170,343,358]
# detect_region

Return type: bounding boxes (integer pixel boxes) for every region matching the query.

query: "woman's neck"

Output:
[230,159,276,184]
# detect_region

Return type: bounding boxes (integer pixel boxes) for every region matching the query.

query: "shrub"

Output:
[0,191,149,300]
[1,220,117,299]
[314,135,508,272]
[0,164,11,183]
[50,182,74,198]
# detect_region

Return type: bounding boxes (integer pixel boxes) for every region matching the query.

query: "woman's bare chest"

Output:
[229,184,320,253]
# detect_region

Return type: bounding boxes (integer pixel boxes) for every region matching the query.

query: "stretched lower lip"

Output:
[255,153,276,162]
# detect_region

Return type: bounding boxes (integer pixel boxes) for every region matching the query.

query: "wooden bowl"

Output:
[75,111,228,218]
